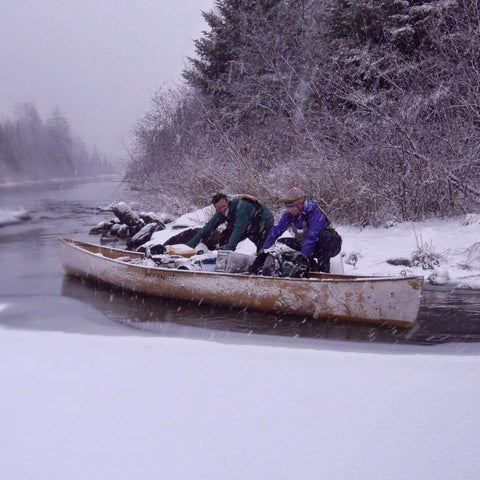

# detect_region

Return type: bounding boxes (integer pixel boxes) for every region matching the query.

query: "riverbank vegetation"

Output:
[0,103,114,183]
[126,0,480,225]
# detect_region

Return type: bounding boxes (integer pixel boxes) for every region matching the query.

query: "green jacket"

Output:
[187,195,273,251]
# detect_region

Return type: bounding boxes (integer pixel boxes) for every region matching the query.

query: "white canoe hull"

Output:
[60,238,423,327]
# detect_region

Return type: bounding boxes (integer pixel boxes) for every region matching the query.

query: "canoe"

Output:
[59,238,424,327]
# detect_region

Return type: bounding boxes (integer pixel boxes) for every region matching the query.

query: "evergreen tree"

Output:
[46,108,74,175]
[183,0,282,109]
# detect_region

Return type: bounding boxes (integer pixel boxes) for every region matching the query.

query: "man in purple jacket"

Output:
[262,187,342,272]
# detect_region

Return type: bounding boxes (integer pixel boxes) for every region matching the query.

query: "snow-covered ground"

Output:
[338,214,480,289]
[1,326,479,480]
[1,207,479,479]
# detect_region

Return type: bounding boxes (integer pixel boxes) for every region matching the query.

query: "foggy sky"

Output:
[0,0,214,161]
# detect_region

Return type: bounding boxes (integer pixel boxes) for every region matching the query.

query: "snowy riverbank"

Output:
[338,215,480,289]
[0,325,479,480]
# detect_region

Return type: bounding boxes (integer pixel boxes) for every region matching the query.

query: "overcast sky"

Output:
[0,0,214,160]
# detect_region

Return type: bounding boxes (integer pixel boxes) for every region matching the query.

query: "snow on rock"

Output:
[112,201,144,234]
[97,201,118,212]
[143,205,215,247]
[90,219,118,235]
[168,204,216,229]
[0,208,31,226]
[139,211,169,226]
[127,222,161,250]
[428,269,450,285]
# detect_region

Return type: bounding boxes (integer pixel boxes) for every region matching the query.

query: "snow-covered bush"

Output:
[456,242,480,271]
[462,214,480,226]
[344,252,361,268]
[410,240,446,270]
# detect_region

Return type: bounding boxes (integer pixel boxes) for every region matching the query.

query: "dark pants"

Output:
[247,220,274,252]
[278,229,342,273]
[205,220,273,253]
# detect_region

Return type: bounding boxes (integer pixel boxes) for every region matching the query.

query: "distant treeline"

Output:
[0,103,114,183]
[126,0,480,225]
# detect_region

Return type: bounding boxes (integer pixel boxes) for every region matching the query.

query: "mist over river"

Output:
[0,177,479,353]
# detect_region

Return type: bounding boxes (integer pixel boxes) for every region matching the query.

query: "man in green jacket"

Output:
[186,193,274,252]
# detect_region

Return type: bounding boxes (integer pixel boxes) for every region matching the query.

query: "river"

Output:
[0,177,479,353]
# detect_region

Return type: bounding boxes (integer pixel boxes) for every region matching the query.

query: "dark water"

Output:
[1,178,479,354]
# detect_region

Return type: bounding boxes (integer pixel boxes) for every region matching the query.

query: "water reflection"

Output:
[61,275,480,347]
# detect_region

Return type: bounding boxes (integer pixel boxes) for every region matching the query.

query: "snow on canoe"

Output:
[60,238,423,327]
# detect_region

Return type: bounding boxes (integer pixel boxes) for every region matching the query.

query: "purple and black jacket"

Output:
[262,197,330,257]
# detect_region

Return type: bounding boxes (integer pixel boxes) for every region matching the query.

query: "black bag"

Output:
[249,243,310,278]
